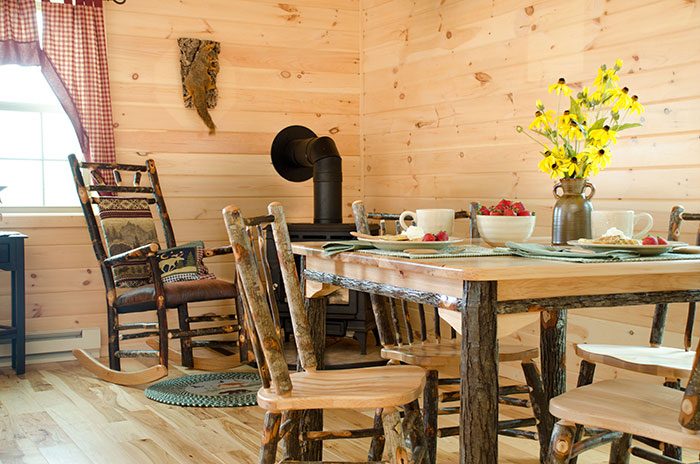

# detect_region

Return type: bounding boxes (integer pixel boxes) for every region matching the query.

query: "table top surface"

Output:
[292,241,700,282]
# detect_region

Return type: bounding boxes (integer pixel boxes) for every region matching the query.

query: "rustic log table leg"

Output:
[540,308,568,460]
[460,280,498,464]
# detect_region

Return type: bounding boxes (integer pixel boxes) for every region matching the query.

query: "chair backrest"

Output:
[68,154,176,290]
[223,202,317,397]
[351,200,480,347]
[649,205,700,350]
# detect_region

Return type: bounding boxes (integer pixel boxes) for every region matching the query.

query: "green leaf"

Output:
[568,96,584,122]
[588,117,607,131]
[612,123,642,131]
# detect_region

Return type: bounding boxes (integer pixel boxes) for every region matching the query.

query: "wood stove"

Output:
[266,125,378,354]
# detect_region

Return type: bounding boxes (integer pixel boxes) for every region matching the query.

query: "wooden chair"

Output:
[223,202,428,464]
[548,340,700,463]
[352,200,548,464]
[572,205,700,460]
[68,154,240,385]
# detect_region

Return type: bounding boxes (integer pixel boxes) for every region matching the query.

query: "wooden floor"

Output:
[0,345,689,463]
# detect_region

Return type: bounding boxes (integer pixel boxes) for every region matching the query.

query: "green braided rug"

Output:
[145,372,261,408]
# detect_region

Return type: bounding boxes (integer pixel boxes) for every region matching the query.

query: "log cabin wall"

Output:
[360,0,700,385]
[0,0,360,354]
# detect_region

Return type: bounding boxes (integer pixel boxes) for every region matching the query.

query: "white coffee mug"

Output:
[591,210,653,239]
[399,209,455,235]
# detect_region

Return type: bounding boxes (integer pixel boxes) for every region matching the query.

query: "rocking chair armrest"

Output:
[104,242,161,267]
[202,245,233,258]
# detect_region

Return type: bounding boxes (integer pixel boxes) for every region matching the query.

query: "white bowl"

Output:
[476,215,536,247]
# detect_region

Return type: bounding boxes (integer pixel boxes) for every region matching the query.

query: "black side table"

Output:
[0,231,27,374]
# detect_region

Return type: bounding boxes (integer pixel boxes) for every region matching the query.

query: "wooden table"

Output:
[0,232,27,375]
[292,242,700,463]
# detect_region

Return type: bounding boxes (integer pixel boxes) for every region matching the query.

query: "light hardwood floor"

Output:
[0,352,691,463]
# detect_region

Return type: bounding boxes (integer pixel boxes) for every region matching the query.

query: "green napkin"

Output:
[505,242,640,261]
[322,240,375,256]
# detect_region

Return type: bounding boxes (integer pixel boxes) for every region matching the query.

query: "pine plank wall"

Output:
[1,0,699,386]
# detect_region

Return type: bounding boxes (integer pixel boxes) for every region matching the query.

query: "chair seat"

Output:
[114,278,236,313]
[256,365,426,412]
[550,379,700,450]
[575,344,694,379]
[381,342,538,367]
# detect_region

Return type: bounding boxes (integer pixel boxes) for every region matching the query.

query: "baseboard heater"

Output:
[0,327,100,366]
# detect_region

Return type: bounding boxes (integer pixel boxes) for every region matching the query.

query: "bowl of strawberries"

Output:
[475,199,536,247]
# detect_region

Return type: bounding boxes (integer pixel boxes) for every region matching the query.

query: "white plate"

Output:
[357,237,464,251]
[567,240,687,256]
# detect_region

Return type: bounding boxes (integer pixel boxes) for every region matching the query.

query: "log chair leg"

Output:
[661,379,683,460]
[403,399,427,464]
[177,304,194,369]
[107,303,121,371]
[156,306,169,368]
[368,408,386,461]
[461,280,499,464]
[423,369,439,464]
[540,308,568,459]
[382,407,410,464]
[549,421,576,464]
[260,411,282,464]
[521,359,549,462]
[609,433,632,464]
[298,296,326,461]
[280,410,301,461]
[570,360,596,464]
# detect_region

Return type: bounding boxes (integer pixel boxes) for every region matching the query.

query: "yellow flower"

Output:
[538,151,572,179]
[561,120,584,140]
[614,59,623,70]
[629,95,645,115]
[535,99,544,110]
[583,162,600,178]
[529,110,555,130]
[585,146,612,169]
[548,77,572,96]
[588,125,618,146]
[593,66,619,88]
[557,110,577,133]
[612,87,633,112]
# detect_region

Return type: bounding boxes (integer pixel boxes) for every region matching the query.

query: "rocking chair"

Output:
[68,154,240,385]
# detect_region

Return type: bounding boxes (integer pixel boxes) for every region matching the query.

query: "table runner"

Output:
[358,245,512,259]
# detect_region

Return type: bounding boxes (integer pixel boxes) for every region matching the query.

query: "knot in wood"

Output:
[262,336,282,351]
[232,243,246,260]
[682,397,696,415]
[554,438,570,454]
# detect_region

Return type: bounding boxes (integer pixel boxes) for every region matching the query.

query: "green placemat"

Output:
[358,245,513,259]
[145,372,260,408]
[506,242,700,263]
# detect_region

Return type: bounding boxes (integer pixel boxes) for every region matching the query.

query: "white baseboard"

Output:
[0,327,100,366]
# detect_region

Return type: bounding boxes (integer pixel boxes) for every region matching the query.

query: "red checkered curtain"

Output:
[0,0,41,65]
[40,0,116,167]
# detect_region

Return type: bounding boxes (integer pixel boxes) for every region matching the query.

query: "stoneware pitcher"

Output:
[551,178,595,245]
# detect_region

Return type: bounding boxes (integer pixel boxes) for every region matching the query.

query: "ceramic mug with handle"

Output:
[591,210,654,239]
[398,209,455,235]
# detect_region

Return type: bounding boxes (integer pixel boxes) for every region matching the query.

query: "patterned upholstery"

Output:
[97,197,158,288]
[158,241,216,284]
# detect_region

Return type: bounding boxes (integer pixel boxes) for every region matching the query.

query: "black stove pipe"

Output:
[271,126,343,224]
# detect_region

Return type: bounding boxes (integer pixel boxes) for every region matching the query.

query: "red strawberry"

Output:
[497,199,512,208]
[490,209,503,216]
[436,231,449,241]
[657,236,668,245]
[642,236,657,245]
[422,233,436,242]
[517,210,531,216]
[503,208,516,216]
[512,201,525,212]
[479,206,490,215]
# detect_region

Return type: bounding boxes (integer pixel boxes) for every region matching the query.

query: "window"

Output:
[0,64,82,211]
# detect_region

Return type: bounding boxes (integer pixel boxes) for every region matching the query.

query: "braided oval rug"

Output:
[145,372,261,408]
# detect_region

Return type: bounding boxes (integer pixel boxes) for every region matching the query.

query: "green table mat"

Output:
[357,245,513,259]
[506,242,700,263]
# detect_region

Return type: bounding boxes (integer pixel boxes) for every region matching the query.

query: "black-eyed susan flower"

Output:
[588,125,618,146]
[629,95,645,115]
[612,87,633,113]
[529,109,555,130]
[548,77,572,96]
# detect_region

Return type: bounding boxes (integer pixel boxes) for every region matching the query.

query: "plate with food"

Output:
[568,228,686,256]
[351,226,463,251]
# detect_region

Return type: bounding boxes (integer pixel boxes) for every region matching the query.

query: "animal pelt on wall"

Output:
[178,37,220,135]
